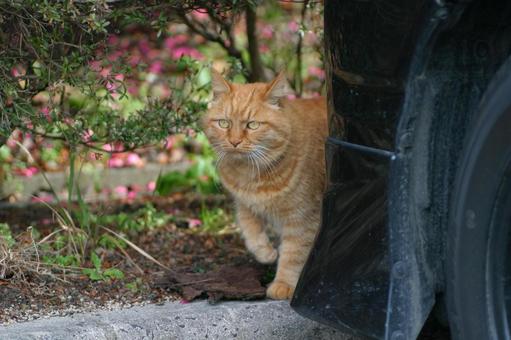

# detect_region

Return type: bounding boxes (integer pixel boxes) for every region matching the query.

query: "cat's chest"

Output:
[220,174,286,210]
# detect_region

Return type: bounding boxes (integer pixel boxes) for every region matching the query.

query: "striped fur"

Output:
[203,71,327,299]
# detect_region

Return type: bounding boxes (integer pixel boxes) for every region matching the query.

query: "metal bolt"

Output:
[398,132,413,150]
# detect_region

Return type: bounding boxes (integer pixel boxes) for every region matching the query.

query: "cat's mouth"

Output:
[226,148,250,157]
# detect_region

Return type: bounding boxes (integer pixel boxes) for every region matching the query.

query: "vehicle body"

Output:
[291,0,511,339]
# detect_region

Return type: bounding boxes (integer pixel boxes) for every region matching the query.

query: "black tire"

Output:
[447,56,511,340]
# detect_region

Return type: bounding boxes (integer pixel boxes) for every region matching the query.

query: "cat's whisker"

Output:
[253,148,278,180]
[254,153,275,182]
[248,153,259,183]
[253,153,262,182]
[214,150,227,171]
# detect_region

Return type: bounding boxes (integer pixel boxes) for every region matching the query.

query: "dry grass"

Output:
[0,227,82,285]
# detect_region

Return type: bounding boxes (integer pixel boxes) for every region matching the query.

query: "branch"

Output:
[294,0,309,97]
[25,129,144,154]
[245,6,266,82]
[178,10,250,76]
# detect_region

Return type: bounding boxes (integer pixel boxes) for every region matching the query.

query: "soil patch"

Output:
[0,194,271,325]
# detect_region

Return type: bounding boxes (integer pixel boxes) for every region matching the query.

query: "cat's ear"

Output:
[265,71,292,106]
[211,69,231,97]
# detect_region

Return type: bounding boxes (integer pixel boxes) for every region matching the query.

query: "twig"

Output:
[100,226,170,270]
[111,237,145,275]
[179,12,248,73]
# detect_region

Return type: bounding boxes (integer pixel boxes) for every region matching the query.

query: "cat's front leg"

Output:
[267,220,317,300]
[236,204,278,264]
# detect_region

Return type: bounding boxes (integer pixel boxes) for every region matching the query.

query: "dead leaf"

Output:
[153,265,267,303]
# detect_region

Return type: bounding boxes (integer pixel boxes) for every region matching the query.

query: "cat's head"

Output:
[203,70,293,163]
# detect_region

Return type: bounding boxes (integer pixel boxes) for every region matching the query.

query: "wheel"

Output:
[447,56,511,340]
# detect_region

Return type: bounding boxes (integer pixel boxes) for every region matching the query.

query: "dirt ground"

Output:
[0,194,269,325]
[0,195,450,339]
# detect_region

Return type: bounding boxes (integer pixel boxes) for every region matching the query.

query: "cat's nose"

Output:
[229,140,242,147]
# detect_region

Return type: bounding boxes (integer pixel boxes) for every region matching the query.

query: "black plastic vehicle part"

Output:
[446,56,511,340]
[292,0,511,339]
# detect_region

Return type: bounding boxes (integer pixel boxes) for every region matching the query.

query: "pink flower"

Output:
[40,106,51,121]
[102,144,113,152]
[188,218,202,228]
[259,44,269,53]
[138,39,151,54]
[41,218,53,225]
[128,54,141,67]
[107,34,119,46]
[82,129,94,143]
[88,152,102,161]
[191,9,208,21]
[63,117,74,125]
[102,143,124,153]
[106,80,121,93]
[114,185,128,198]
[107,157,124,168]
[164,136,175,150]
[127,191,137,200]
[128,86,139,96]
[147,50,160,61]
[107,50,123,62]
[89,60,102,72]
[16,166,38,177]
[31,195,53,203]
[185,128,197,138]
[308,66,325,80]
[288,21,299,32]
[164,35,188,50]
[99,66,112,78]
[146,181,156,192]
[260,25,273,39]
[24,120,34,129]
[171,47,202,60]
[6,131,20,149]
[286,94,297,100]
[11,65,25,78]
[149,61,163,74]
[126,153,143,167]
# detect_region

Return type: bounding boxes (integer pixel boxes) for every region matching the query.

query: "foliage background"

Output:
[0,0,325,281]
[0,0,324,203]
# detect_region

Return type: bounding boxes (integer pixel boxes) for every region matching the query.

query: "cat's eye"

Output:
[217,119,230,129]
[246,121,260,130]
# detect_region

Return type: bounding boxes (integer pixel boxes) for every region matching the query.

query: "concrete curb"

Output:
[0,300,357,340]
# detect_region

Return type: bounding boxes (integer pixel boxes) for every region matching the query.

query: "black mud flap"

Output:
[291,139,392,339]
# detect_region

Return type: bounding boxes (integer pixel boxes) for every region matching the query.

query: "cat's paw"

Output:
[253,246,278,264]
[267,280,295,300]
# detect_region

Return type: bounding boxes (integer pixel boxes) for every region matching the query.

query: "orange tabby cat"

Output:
[202,70,327,300]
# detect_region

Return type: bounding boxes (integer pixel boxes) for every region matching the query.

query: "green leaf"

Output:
[91,252,102,271]
[99,234,126,250]
[0,223,15,247]
[155,171,191,195]
[103,268,124,280]
[54,254,79,267]
[82,268,103,281]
